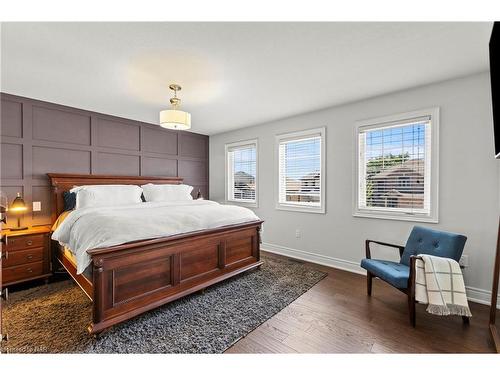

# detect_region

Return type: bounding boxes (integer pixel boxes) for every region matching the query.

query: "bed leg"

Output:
[87,324,96,337]
[87,323,104,338]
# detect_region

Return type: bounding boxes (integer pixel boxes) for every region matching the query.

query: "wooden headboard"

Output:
[47,173,183,222]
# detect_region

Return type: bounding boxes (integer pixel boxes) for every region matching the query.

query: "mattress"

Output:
[52,200,260,275]
[53,214,93,279]
[61,245,93,280]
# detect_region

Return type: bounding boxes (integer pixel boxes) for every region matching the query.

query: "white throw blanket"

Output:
[52,200,260,274]
[415,254,472,317]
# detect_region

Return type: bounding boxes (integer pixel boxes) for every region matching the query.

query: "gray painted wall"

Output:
[1,93,209,229]
[210,72,499,305]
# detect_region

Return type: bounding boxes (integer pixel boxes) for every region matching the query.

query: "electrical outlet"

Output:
[459,255,469,268]
[33,201,41,212]
[295,229,301,238]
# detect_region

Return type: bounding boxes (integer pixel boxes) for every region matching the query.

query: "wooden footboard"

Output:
[87,221,263,334]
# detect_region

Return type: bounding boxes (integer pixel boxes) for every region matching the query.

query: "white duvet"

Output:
[51,200,260,274]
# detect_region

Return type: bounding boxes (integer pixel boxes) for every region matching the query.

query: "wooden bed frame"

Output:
[47,173,263,335]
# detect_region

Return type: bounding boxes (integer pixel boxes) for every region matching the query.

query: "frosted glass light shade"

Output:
[159,109,191,130]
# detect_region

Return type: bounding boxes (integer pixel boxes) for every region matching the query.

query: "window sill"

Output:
[225,200,258,208]
[276,204,325,214]
[353,210,438,223]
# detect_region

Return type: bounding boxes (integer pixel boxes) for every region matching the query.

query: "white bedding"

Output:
[51,200,260,274]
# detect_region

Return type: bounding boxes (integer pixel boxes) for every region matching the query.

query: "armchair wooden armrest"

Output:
[365,239,405,259]
[408,255,423,290]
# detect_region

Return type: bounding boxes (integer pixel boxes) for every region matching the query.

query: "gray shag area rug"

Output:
[1,255,326,354]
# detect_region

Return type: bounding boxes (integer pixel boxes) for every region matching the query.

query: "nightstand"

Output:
[1,226,52,287]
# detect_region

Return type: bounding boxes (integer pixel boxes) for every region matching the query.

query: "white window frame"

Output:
[353,108,439,223]
[275,127,326,214]
[225,139,258,207]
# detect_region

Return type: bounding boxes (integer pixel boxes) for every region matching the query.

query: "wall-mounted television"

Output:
[490,22,500,158]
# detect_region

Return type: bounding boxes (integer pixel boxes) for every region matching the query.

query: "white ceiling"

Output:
[1,22,493,135]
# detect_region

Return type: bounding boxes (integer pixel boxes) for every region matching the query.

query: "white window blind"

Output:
[226,140,257,204]
[357,115,434,218]
[277,128,325,213]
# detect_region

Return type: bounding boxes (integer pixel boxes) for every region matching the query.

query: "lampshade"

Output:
[10,192,27,212]
[160,84,192,131]
[9,192,28,231]
[159,109,191,130]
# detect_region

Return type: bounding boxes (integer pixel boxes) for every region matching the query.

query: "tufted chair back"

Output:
[400,226,467,266]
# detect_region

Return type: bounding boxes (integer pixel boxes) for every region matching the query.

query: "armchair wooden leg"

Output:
[367,272,373,296]
[408,294,416,327]
[408,256,417,327]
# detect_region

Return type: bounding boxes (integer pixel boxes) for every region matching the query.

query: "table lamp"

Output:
[9,192,28,231]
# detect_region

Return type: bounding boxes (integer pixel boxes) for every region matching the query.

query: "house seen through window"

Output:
[226,140,257,204]
[355,109,438,222]
[277,127,325,213]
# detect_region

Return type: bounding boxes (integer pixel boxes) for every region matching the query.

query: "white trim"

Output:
[352,211,439,223]
[262,242,364,275]
[465,286,500,309]
[225,138,258,208]
[275,127,326,214]
[352,107,439,223]
[224,200,258,208]
[262,242,500,307]
[274,203,324,214]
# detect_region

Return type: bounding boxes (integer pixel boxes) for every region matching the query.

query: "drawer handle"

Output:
[26,254,33,260]
[27,268,33,273]
[1,235,7,245]
[1,288,8,302]
[1,215,6,224]
[1,251,8,260]
[26,240,33,246]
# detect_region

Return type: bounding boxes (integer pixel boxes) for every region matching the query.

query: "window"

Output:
[354,108,439,222]
[276,127,326,213]
[225,139,258,206]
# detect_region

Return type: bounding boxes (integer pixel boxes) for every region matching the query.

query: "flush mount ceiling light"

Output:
[159,84,191,130]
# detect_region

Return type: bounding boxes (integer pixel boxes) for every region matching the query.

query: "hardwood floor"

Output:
[225,252,495,353]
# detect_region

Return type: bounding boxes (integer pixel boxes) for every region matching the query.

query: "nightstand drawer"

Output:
[3,247,44,268]
[3,261,43,283]
[4,233,45,251]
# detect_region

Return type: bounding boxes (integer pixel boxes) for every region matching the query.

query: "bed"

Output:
[47,173,263,335]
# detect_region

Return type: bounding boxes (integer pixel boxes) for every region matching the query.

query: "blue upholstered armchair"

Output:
[360,226,467,326]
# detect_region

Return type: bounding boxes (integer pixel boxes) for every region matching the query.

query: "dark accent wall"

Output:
[0,93,209,229]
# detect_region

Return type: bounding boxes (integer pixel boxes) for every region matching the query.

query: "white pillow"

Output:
[70,184,133,193]
[141,184,193,202]
[71,185,143,209]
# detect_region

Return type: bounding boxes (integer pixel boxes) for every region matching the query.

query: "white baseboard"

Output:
[465,286,500,308]
[262,242,500,308]
[262,242,365,275]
